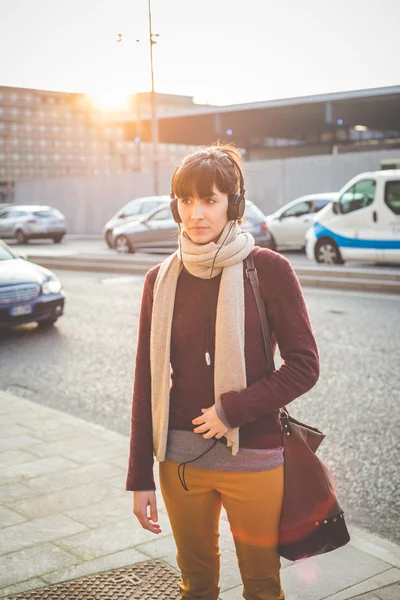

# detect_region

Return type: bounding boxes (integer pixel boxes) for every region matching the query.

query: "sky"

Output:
[0,0,399,108]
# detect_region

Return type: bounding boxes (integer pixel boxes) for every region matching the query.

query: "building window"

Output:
[54,154,60,161]
[40,154,47,161]
[39,125,46,133]
[40,139,48,147]
[24,124,32,132]
[24,95,32,103]
[0,153,5,162]
[12,153,19,161]
[25,139,33,147]
[27,154,34,161]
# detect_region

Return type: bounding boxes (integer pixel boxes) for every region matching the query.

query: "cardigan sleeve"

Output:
[219,252,320,428]
[126,266,159,491]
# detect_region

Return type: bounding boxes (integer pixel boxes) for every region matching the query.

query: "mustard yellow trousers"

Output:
[159,460,285,600]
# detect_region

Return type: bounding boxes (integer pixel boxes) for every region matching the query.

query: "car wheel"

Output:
[105,230,113,248]
[115,234,133,253]
[315,238,344,265]
[52,235,64,244]
[37,318,58,328]
[15,229,28,244]
[269,233,277,252]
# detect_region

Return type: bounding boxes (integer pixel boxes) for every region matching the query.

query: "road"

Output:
[0,269,399,545]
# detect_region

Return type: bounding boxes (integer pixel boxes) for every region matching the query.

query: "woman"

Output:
[126,144,320,600]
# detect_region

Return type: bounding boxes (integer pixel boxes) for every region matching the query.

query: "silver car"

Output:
[112,200,273,254]
[113,204,178,254]
[103,195,170,248]
[0,205,66,244]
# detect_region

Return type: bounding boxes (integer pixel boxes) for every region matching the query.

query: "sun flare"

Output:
[89,88,132,111]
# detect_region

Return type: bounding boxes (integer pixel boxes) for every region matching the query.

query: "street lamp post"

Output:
[148,0,159,195]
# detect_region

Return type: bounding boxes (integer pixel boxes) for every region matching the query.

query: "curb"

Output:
[26,254,400,294]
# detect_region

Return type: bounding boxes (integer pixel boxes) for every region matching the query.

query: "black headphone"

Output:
[169,152,246,224]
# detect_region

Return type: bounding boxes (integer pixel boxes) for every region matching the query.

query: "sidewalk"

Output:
[0,390,399,599]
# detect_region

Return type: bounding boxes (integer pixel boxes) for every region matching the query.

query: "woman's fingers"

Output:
[149,493,158,524]
[133,491,161,534]
[193,423,208,433]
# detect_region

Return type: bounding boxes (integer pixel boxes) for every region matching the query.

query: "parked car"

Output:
[113,204,177,254]
[306,170,400,265]
[0,205,66,244]
[265,193,338,251]
[240,201,273,248]
[112,200,273,254]
[103,196,170,248]
[0,240,65,328]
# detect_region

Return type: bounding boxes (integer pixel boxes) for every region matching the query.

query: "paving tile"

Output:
[104,472,127,490]
[11,481,121,520]
[55,514,172,561]
[0,577,45,599]
[280,545,392,600]
[65,490,131,528]
[42,547,149,584]
[219,550,242,593]
[0,424,35,439]
[0,434,40,451]
[220,584,243,599]
[0,543,78,588]
[22,420,89,442]
[0,544,78,587]
[0,505,27,527]
[326,568,400,600]
[0,513,88,554]
[0,396,32,415]
[19,462,121,494]
[24,434,107,459]
[136,534,177,559]
[349,526,400,569]
[0,482,37,504]
[0,449,38,467]
[65,441,128,465]
[0,455,79,485]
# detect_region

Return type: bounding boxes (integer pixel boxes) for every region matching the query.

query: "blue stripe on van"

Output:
[314,222,400,250]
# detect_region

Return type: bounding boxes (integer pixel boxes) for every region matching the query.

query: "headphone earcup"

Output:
[228,194,246,220]
[170,197,181,223]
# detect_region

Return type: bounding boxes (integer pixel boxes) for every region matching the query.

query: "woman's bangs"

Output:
[174,160,218,199]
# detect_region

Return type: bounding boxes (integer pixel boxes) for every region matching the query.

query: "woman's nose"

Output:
[191,202,204,220]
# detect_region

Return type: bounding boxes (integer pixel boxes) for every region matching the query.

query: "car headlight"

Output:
[42,278,62,294]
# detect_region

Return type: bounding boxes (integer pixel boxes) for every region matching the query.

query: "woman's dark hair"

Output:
[171,143,243,200]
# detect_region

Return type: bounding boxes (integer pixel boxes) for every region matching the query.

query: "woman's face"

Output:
[178,184,229,244]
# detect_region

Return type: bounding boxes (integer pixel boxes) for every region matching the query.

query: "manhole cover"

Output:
[7,560,180,599]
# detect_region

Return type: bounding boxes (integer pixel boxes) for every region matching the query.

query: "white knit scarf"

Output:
[150,221,255,461]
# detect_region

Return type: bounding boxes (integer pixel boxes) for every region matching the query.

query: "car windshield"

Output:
[0,245,15,261]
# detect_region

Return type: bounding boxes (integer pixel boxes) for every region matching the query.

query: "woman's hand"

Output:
[192,405,229,439]
[133,491,161,534]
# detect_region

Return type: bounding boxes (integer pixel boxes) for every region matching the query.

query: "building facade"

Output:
[0,85,202,203]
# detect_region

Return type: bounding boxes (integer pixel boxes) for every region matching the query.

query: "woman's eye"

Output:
[205,198,215,204]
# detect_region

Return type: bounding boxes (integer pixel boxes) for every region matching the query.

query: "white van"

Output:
[305,170,400,265]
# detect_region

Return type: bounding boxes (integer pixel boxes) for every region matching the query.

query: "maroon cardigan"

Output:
[126,247,320,491]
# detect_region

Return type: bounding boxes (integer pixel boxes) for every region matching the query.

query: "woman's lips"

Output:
[191,227,208,231]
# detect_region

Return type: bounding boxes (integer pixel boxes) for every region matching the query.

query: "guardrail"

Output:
[26,253,400,294]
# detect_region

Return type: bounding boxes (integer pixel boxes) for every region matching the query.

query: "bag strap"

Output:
[245,253,288,421]
[244,253,275,375]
